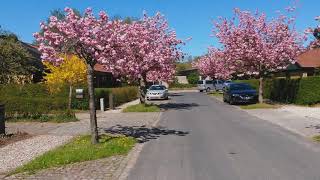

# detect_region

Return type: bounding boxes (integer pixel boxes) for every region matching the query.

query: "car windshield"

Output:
[149,86,166,90]
[230,84,253,91]
[197,80,204,84]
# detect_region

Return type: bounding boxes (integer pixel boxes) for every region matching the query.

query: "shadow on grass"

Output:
[103,125,189,143]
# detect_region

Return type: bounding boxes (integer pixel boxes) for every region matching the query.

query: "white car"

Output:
[146,85,169,100]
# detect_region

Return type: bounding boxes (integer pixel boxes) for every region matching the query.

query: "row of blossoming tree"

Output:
[34,7,184,144]
[194,8,305,103]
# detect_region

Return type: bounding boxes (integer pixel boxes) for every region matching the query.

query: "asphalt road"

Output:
[127,92,320,180]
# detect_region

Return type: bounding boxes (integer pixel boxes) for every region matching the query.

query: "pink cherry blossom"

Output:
[195,8,304,103]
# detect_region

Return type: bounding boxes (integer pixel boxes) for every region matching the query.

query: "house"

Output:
[17,43,118,87]
[284,48,320,77]
[20,42,44,83]
[93,64,119,88]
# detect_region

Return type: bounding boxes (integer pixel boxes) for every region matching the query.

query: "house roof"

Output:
[296,48,320,68]
[94,64,111,73]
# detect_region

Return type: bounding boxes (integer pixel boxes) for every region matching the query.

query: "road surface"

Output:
[128,92,320,180]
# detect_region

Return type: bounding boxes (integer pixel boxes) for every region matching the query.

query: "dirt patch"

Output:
[0,132,32,148]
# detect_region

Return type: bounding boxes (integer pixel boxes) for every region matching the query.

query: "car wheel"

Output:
[223,98,227,102]
[229,98,234,105]
[199,90,203,92]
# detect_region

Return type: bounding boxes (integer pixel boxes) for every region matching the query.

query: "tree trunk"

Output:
[68,85,73,110]
[258,76,264,103]
[87,64,99,144]
[139,74,147,104]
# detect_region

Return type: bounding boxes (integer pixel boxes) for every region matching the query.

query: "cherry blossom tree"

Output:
[111,12,183,103]
[34,7,127,144]
[193,48,234,80]
[212,9,303,103]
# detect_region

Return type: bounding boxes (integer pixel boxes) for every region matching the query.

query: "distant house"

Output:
[93,64,118,88]
[20,42,44,83]
[281,48,320,77]
[16,43,117,87]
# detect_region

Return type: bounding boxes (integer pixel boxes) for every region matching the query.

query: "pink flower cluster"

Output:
[34,8,183,82]
[194,9,304,79]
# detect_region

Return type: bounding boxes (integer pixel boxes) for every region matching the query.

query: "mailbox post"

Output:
[75,89,84,99]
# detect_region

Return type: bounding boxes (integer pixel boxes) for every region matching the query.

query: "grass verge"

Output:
[208,92,223,97]
[239,103,279,110]
[312,135,320,142]
[12,135,136,174]
[123,104,160,112]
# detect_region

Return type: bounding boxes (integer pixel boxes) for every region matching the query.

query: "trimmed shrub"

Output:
[72,86,139,110]
[0,84,139,117]
[169,83,196,89]
[235,76,320,105]
[295,76,320,105]
[187,72,200,84]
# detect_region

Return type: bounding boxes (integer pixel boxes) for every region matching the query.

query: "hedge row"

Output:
[0,84,139,117]
[236,76,320,105]
[72,86,139,110]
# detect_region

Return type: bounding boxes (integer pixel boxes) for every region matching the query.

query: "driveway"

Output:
[127,92,320,180]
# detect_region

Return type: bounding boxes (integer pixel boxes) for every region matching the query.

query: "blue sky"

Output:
[0,0,318,56]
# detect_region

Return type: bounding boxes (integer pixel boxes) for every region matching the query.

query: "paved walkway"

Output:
[210,95,320,138]
[4,155,125,180]
[245,107,320,138]
[2,99,162,179]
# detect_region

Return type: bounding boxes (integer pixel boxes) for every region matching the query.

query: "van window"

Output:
[197,80,204,84]
[206,80,213,84]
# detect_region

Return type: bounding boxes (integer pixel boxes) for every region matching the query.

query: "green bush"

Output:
[295,76,320,105]
[187,72,200,84]
[0,84,68,118]
[169,83,196,89]
[236,76,320,105]
[0,84,138,118]
[72,86,139,110]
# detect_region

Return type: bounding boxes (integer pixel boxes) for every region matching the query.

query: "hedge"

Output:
[236,76,320,105]
[68,86,138,110]
[0,84,68,118]
[0,84,139,117]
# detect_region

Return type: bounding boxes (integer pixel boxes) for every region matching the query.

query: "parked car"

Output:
[146,85,169,100]
[213,80,225,91]
[223,80,232,89]
[197,80,215,92]
[223,83,258,104]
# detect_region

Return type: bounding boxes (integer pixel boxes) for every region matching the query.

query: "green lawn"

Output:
[12,135,136,174]
[123,104,160,112]
[312,135,320,142]
[239,103,279,110]
[208,92,223,97]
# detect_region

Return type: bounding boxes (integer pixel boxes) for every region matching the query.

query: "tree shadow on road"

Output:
[159,103,199,111]
[102,125,189,143]
[169,93,184,97]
